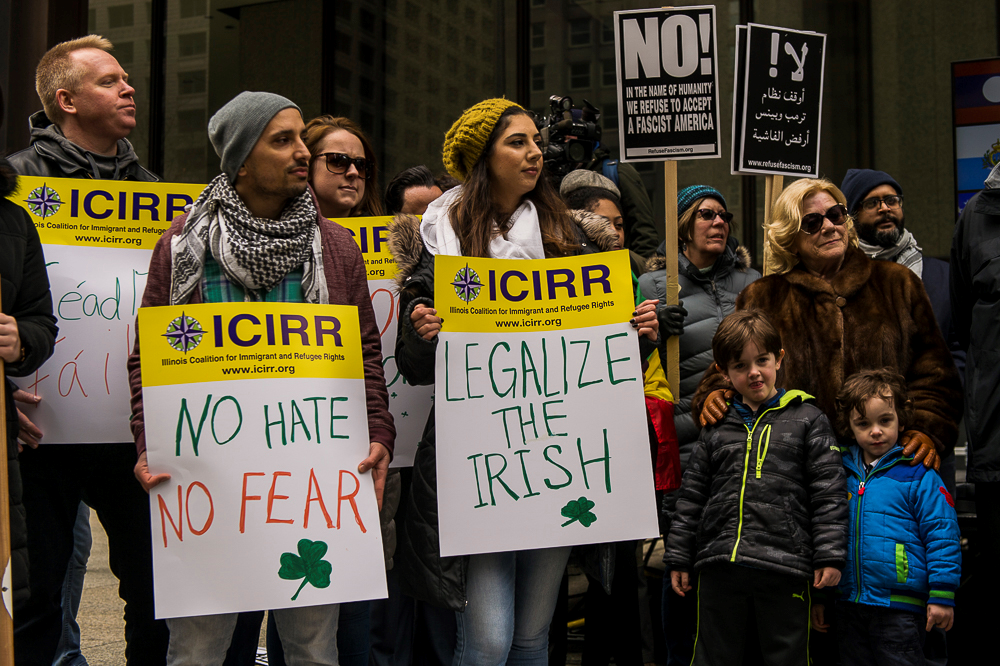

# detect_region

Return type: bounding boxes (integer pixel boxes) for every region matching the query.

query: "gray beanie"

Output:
[209,91,302,183]
[559,169,621,199]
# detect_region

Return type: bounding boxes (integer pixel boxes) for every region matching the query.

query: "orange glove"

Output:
[699,389,734,427]
[901,430,940,471]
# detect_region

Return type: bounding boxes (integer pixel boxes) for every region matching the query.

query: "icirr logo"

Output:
[24,183,63,218]
[163,313,205,353]
[451,263,483,303]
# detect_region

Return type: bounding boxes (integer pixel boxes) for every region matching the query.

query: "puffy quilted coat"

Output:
[838,445,961,613]
[637,237,759,459]
[663,390,848,579]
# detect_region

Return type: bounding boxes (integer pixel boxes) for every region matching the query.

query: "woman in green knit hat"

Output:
[389,98,659,665]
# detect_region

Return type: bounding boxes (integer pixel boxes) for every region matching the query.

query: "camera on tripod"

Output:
[540,95,602,178]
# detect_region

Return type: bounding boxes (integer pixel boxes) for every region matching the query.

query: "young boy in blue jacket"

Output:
[664,309,848,665]
[812,368,961,664]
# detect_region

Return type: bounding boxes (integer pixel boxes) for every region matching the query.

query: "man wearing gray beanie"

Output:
[127,91,396,664]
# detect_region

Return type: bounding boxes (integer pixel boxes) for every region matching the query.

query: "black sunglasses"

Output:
[320,152,373,180]
[695,208,734,225]
[800,204,848,235]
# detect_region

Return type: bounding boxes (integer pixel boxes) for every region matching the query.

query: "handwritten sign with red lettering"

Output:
[10,176,206,444]
[139,302,385,618]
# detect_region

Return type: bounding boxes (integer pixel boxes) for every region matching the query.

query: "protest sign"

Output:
[335,216,432,467]
[734,24,826,177]
[432,251,659,556]
[139,302,385,618]
[10,176,205,444]
[614,6,720,161]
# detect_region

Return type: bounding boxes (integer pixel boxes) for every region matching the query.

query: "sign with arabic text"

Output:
[734,23,826,177]
[139,302,386,618]
[614,6,721,161]
[432,251,659,556]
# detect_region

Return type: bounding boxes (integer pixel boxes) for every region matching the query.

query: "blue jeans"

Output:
[266,600,369,666]
[53,502,91,666]
[453,546,571,666]
[166,604,339,666]
[836,602,926,666]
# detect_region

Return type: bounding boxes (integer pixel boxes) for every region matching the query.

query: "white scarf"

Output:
[419,185,545,259]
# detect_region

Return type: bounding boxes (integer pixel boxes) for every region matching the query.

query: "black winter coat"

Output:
[7,111,159,182]
[0,160,58,605]
[663,391,848,579]
[637,237,759,460]
[951,184,1000,481]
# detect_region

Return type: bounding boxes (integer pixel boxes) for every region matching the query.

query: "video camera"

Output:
[539,95,602,179]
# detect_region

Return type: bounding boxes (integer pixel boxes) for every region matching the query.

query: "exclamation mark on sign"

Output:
[699,14,712,75]
[769,33,780,77]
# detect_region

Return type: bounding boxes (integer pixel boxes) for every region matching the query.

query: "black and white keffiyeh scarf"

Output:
[169,174,329,304]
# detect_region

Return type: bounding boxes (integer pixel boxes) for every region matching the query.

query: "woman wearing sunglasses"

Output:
[694,177,961,476]
[637,184,760,665]
[303,115,385,218]
[389,98,658,666]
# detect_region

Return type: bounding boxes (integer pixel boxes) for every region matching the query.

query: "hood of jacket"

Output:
[0,158,16,198]
[25,110,144,179]
[645,235,752,276]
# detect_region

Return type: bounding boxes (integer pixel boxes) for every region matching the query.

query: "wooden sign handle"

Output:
[664,161,680,396]
[762,175,784,276]
[0,279,15,663]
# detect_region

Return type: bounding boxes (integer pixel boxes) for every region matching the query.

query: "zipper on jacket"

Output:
[755,425,771,479]
[730,406,782,562]
[849,456,905,603]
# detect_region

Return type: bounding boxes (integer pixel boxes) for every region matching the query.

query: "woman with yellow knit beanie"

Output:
[389,99,660,665]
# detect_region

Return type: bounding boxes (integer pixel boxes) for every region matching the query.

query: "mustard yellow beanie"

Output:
[442,98,523,181]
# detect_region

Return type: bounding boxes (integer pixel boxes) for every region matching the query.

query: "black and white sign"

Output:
[733,23,826,177]
[614,6,720,162]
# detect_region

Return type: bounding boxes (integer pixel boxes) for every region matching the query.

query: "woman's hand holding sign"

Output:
[411,303,442,341]
[135,450,171,492]
[631,299,659,341]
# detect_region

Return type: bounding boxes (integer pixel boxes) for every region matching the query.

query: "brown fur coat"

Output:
[694,246,963,453]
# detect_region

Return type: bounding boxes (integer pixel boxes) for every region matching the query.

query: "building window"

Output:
[568,18,591,47]
[179,0,207,19]
[405,2,420,20]
[360,77,375,100]
[177,32,207,57]
[602,59,616,87]
[88,8,96,30]
[604,104,618,131]
[360,8,376,33]
[531,65,545,92]
[335,66,352,90]
[336,1,352,19]
[177,69,206,95]
[336,32,352,55]
[177,109,205,133]
[569,62,590,90]
[108,4,134,28]
[114,41,135,67]
[602,19,614,44]
[531,22,545,49]
[360,42,375,66]
[531,0,545,6]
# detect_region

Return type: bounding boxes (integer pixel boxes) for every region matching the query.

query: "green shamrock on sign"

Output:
[561,497,597,527]
[278,539,333,600]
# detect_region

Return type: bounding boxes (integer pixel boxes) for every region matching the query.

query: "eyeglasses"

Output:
[858,194,903,212]
[800,204,848,235]
[320,153,372,180]
[695,208,734,224]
